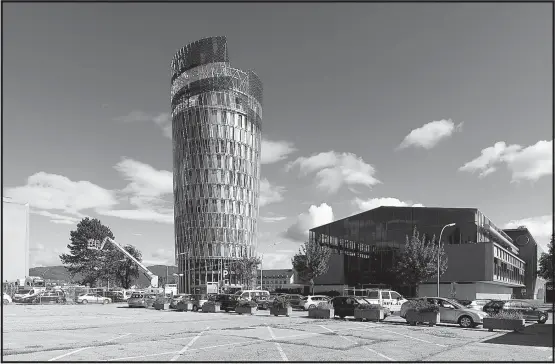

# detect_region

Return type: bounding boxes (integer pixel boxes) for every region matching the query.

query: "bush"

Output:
[272,296,291,309]
[315,302,333,310]
[405,300,440,313]
[237,299,258,308]
[488,311,524,320]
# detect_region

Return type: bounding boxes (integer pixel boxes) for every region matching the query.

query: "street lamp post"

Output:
[437,223,456,297]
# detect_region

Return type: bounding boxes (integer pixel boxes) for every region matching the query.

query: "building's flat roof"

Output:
[310,206,479,231]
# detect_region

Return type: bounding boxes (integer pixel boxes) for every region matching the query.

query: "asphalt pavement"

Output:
[2,304,553,362]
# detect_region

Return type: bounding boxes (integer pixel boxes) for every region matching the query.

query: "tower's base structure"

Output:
[170,36,263,294]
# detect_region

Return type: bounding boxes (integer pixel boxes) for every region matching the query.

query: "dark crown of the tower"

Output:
[170,36,229,83]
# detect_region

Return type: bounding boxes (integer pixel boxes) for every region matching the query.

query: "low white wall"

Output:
[418,282,513,301]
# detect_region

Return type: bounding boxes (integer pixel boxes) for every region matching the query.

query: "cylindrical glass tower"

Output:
[170,36,262,294]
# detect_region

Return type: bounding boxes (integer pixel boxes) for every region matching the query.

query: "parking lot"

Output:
[2,304,553,362]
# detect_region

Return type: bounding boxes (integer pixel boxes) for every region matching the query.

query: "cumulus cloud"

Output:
[4,172,117,223]
[259,178,285,207]
[32,210,83,225]
[286,151,380,193]
[459,140,553,182]
[398,119,463,150]
[353,197,424,212]
[284,203,334,242]
[261,138,297,164]
[257,252,293,269]
[116,111,172,138]
[143,248,175,266]
[260,216,287,223]
[100,158,174,224]
[504,215,553,250]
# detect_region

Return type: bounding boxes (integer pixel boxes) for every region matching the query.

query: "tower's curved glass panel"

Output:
[171,37,262,293]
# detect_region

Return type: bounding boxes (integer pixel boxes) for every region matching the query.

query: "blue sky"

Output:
[3,3,552,268]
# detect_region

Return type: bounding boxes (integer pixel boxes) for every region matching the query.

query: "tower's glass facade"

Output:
[171,37,262,293]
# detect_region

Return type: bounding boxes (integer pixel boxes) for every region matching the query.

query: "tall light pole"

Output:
[437,223,456,297]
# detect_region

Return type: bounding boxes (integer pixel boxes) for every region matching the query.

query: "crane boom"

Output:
[94,237,159,288]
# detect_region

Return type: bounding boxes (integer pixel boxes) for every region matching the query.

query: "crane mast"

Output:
[88,237,159,288]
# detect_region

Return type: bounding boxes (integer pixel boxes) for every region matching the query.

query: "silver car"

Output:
[401,297,488,328]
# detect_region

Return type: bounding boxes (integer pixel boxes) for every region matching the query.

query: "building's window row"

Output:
[176,154,259,177]
[175,168,257,190]
[178,137,260,162]
[177,183,258,205]
[494,261,524,285]
[177,199,257,219]
[177,123,260,151]
[171,89,262,120]
[494,245,524,270]
[175,237,256,257]
[176,210,257,229]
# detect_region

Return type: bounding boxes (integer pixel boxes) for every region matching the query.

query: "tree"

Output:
[291,237,332,295]
[538,235,554,281]
[105,245,142,289]
[59,218,115,287]
[393,227,448,297]
[230,256,262,289]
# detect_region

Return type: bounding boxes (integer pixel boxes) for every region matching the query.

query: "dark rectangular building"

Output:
[310,207,534,300]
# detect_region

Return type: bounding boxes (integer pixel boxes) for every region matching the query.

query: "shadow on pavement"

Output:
[482,324,553,347]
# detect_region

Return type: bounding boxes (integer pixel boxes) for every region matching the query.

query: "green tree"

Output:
[394,227,448,296]
[104,244,143,289]
[230,256,262,289]
[538,235,554,281]
[291,237,332,295]
[59,218,115,287]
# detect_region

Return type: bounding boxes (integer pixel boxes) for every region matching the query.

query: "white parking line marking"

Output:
[170,326,209,361]
[355,322,447,347]
[320,325,394,361]
[48,333,131,361]
[267,326,288,361]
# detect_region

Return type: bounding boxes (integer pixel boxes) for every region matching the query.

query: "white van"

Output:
[234,290,270,301]
[364,289,407,313]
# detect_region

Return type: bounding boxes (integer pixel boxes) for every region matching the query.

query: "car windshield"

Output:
[442,299,464,309]
[356,298,369,304]
[18,290,31,295]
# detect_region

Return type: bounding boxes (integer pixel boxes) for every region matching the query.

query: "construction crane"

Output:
[86,237,159,289]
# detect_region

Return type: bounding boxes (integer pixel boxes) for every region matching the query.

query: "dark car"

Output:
[284,294,305,309]
[483,300,549,324]
[216,294,239,312]
[256,295,278,310]
[24,290,66,304]
[331,296,370,318]
[453,298,473,307]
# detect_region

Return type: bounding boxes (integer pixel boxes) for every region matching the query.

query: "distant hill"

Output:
[29,264,178,287]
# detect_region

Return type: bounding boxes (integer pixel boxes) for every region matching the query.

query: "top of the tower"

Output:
[170,36,229,83]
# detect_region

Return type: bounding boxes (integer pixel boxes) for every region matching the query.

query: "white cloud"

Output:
[257,252,293,269]
[284,203,334,242]
[30,243,65,267]
[353,197,425,212]
[116,111,172,139]
[398,119,463,150]
[32,210,83,225]
[143,248,175,266]
[4,172,117,224]
[261,138,297,164]
[504,215,553,250]
[459,140,553,182]
[259,178,285,207]
[260,216,287,223]
[98,208,174,224]
[286,152,380,193]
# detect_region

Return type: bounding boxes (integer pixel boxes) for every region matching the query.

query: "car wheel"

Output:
[458,315,474,328]
[103,300,110,305]
[225,308,229,312]
[56,298,61,304]
[538,315,548,324]
[2,299,8,305]
[309,304,316,310]
[82,299,88,305]
[193,305,198,312]
[339,314,345,319]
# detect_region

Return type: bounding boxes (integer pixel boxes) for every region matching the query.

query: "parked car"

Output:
[401,297,488,328]
[466,299,491,311]
[3,293,13,304]
[77,293,112,305]
[364,290,407,314]
[217,294,239,312]
[331,296,372,318]
[300,295,331,310]
[128,293,156,308]
[13,289,40,303]
[284,294,306,309]
[483,300,549,324]
[21,290,66,304]
[453,298,473,307]
[256,295,279,310]
[191,294,209,311]
[170,294,192,309]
